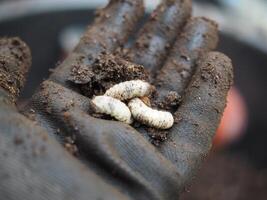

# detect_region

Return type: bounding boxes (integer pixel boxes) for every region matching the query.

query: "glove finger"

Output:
[154,17,218,109]
[159,51,234,188]
[50,0,144,86]
[0,37,31,103]
[0,106,129,200]
[128,0,191,77]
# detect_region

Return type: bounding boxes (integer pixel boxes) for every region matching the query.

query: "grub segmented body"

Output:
[92,96,133,124]
[128,98,174,129]
[104,80,153,100]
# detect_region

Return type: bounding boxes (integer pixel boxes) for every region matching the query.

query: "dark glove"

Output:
[0,1,233,200]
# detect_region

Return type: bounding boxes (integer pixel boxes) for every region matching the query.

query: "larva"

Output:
[92,96,133,124]
[128,98,174,129]
[104,80,154,100]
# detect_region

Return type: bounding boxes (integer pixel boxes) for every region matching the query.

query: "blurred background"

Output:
[0,0,266,199]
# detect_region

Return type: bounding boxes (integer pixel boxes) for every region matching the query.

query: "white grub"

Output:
[92,96,133,124]
[128,98,174,129]
[104,80,154,101]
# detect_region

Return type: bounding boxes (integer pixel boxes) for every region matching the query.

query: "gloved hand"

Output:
[0,1,233,200]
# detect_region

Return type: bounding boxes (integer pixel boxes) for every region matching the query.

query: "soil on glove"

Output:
[0,37,31,101]
[69,53,149,97]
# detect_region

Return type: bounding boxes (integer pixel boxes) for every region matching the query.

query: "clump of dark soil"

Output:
[146,127,168,146]
[152,90,181,112]
[68,53,149,97]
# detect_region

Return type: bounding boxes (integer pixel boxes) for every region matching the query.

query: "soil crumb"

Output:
[64,136,79,156]
[152,90,181,112]
[68,53,149,97]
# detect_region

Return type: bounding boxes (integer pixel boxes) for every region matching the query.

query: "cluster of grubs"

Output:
[91,80,174,129]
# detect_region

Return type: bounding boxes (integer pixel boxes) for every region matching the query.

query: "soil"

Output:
[0,37,31,102]
[63,136,79,156]
[68,53,149,98]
